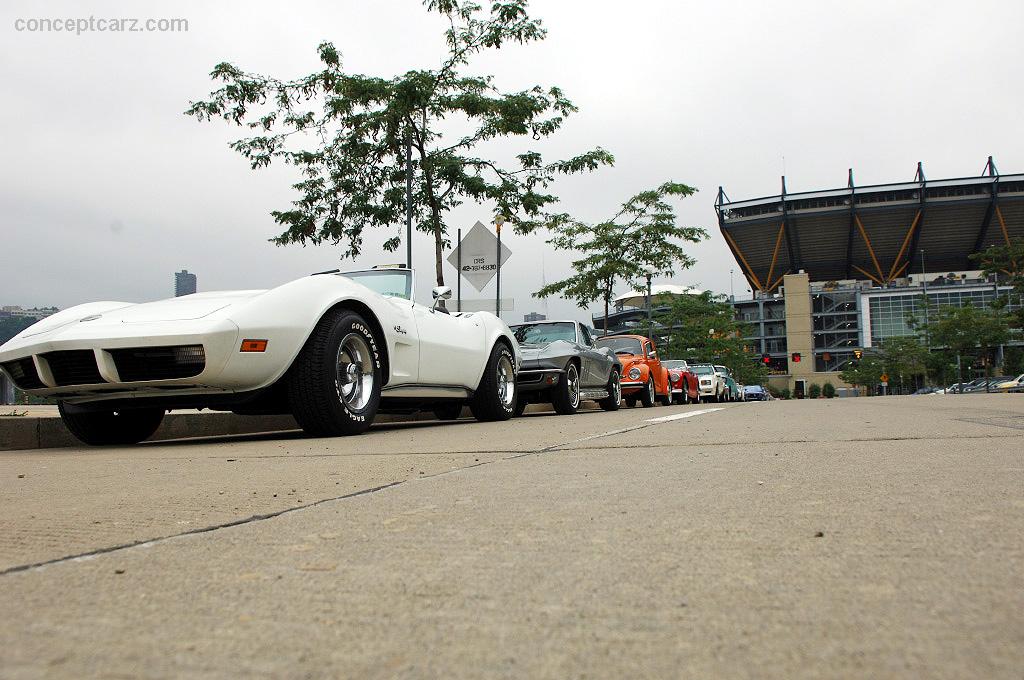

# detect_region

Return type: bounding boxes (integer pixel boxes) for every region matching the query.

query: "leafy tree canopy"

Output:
[187,0,613,285]
[535,182,707,330]
[973,237,1024,327]
[654,290,768,385]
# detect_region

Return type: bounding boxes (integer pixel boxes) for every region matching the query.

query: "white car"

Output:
[691,364,728,402]
[0,267,520,445]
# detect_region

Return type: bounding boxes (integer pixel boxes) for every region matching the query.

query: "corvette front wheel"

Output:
[552,362,581,415]
[58,403,164,446]
[288,309,382,437]
[469,343,516,422]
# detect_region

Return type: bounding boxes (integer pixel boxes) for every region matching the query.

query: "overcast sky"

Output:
[3,0,1023,323]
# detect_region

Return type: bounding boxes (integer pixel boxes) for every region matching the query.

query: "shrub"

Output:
[808,383,822,399]
[780,388,791,400]
[822,383,836,398]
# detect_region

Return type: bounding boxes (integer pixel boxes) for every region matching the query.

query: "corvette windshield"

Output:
[595,337,644,356]
[343,270,412,300]
[510,322,576,345]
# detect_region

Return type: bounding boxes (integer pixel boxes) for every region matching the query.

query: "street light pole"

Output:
[920,249,930,348]
[645,271,654,343]
[405,129,413,270]
[730,268,735,302]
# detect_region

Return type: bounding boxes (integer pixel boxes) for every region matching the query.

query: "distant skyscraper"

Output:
[523,312,546,322]
[175,270,197,297]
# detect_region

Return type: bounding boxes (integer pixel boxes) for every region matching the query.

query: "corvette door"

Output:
[576,324,606,388]
[411,304,487,387]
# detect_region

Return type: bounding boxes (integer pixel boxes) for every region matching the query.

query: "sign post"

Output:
[456,228,462,312]
[495,216,504,316]
[880,373,889,396]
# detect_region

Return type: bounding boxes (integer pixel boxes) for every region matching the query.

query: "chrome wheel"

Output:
[566,364,580,408]
[611,373,621,405]
[497,354,515,409]
[336,332,374,411]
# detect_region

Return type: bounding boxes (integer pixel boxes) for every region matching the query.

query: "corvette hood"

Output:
[9,291,266,344]
[518,340,575,369]
[101,291,267,323]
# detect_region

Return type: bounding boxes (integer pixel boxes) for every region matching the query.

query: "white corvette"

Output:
[0,267,520,445]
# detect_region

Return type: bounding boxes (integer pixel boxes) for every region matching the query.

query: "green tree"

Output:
[187,0,613,286]
[972,238,1024,327]
[654,291,768,385]
[536,182,707,332]
[924,304,1011,385]
[877,336,929,393]
[840,353,885,395]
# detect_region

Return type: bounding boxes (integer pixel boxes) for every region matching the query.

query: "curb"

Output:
[0,403,596,451]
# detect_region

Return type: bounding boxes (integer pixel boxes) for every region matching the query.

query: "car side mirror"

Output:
[431,286,452,312]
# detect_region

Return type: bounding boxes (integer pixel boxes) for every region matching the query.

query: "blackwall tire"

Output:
[287,309,382,437]
[469,343,516,422]
[58,403,164,446]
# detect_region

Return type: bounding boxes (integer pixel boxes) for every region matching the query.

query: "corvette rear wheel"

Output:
[469,343,516,422]
[599,370,621,411]
[553,362,581,415]
[288,309,381,437]
[58,403,164,446]
[639,376,656,407]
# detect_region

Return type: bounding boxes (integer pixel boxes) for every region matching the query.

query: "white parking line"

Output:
[542,407,727,451]
[646,408,724,423]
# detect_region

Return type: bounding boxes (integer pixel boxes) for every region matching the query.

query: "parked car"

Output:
[662,359,700,404]
[743,384,768,401]
[714,365,739,402]
[735,383,746,401]
[0,267,520,445]
[595,334,671,407]
[508,320,621,416]
[964,377,1012,393]
[995,373,1024,390]
[691,364,728,402]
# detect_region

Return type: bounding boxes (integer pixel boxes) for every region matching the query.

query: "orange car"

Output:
[594,334,671,407]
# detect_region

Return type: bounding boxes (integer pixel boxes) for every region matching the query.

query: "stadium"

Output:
[596,158,1023,395]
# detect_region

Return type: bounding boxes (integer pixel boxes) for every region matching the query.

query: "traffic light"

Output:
[853,349,863,360]
[761,353,771,365]
[791,352,801,363]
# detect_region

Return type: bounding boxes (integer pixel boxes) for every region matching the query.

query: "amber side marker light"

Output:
[240,339,268,353]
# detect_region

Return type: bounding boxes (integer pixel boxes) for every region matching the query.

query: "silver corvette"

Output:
[509,320,622,416]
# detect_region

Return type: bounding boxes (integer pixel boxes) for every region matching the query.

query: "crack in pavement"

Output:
[0,409,726,576]
[0,481,404,577]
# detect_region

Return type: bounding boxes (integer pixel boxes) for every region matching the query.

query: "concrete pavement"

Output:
[1,394,1022,678]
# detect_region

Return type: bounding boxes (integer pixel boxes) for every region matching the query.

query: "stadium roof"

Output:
[715,157,1024,292]
[614,284,703,308]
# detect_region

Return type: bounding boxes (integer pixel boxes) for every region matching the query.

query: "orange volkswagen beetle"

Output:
[594,334,671,407]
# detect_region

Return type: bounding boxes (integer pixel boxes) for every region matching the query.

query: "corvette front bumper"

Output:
[0,317,269,404]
